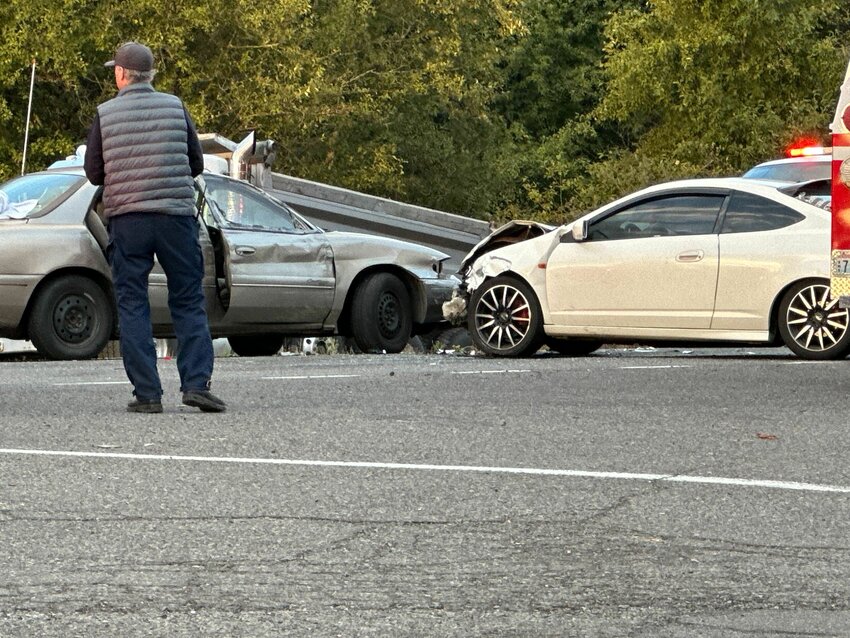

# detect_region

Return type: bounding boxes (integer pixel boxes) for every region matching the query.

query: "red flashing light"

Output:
[787,146,827,158]
[785,137,829,158]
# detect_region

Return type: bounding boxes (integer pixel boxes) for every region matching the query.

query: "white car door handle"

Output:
[676,250,704,262]
[235,246,256,256]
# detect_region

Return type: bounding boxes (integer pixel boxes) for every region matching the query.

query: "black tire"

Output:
[777,279,850,360]
[228,334,285,357]
[545,338,602,356]
[350,272,412,353]
[28,275,113,360]
[468,275,544,357]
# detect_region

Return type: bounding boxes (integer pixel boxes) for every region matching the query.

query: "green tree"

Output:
[577,0,850,212]
[0,0,523,219]
[5,0,848,225]
[491,0,641,223]
[0,0,109,178]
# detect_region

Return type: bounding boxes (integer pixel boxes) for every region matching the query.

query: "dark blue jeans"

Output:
[108,212,214,400]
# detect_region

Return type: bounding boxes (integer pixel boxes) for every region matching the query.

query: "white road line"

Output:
[620,365,691,370]
[261,374,361,380]
[451,369,531,375]
[0,448,847,494]
[53,381,128,386]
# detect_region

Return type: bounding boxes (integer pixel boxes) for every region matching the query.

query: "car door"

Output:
[712,190,808,331]
[148,227,219,324]
[147,191,221,326]
[545,192,726,329]
[204,177,335,325]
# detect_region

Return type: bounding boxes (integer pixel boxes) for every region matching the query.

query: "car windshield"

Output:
[743,161,831,183]
[0,173,83,220]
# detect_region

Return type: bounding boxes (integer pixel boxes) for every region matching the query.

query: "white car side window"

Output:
[721,192,805,233]
[588,195,725,241]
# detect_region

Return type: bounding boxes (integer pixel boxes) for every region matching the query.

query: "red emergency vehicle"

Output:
[830,57,850,305]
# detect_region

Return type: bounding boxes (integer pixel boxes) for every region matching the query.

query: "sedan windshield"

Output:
[743,161,831,183]
[0,173,83,220]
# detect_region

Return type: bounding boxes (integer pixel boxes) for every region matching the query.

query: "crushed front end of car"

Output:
[442,220,554,324]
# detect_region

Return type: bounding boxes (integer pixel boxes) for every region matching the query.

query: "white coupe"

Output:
[451,178,846,360]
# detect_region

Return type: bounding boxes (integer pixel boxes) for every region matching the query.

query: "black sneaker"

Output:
[182,390,227,413]
[127,398,163,413]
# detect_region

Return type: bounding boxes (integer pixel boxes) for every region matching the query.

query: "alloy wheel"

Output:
[785,283,849,353]
[473,283,533,351]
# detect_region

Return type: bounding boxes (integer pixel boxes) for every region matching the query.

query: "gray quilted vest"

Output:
[97,83,195,218]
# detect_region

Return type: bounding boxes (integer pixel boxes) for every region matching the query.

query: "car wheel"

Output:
[28,275,113,360]
[351,272,412,353]
[227,334,285,357]
[468,275,544,357]
[777,280,850,360]
[545,338,602,356]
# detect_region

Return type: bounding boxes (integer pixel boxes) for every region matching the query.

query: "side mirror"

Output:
[571,220,588,242]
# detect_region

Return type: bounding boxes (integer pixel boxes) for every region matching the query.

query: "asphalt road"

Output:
[1,347,850,637]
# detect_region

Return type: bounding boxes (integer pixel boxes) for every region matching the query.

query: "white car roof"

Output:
[603,176,791,201]
[579,177,823,223]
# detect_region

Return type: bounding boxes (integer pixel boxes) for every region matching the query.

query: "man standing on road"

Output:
[84,41,226,414]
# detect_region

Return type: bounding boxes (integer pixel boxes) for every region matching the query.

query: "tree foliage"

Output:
[0,0,523,218]
[580,0,850,213]
[1,0,849,223]
[491,0,642,223]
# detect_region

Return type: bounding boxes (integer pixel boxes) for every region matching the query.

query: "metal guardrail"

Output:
[200,132,492,272]
[267,173,492,273]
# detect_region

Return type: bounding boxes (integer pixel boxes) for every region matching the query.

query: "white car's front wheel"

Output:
[778,280,850,360]
[468,275,544,357]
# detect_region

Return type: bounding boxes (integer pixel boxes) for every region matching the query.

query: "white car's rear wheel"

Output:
[468,275,543,357]
[778,280,850,360]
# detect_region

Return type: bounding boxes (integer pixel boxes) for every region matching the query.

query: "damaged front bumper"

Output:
[421,274,462,325]
[443,219,552,324]
[442,254,515,324]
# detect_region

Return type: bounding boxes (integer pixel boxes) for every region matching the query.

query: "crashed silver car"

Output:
[0,169,457,359]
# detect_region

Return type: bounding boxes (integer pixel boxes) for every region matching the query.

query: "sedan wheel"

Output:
[28,275,113,360]
[468,275,543,357]
[350,272,412,353]
[778,280,850,360]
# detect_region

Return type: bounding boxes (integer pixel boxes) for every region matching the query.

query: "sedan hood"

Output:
[324,230,450,265]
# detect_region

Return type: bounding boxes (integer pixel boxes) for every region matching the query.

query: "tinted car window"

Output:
[721,191,804,233]
[0,173,83,219]
[206,180,296,232]
[588,194,725,241]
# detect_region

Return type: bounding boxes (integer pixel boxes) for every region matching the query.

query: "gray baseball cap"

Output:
[104,42,154,72]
